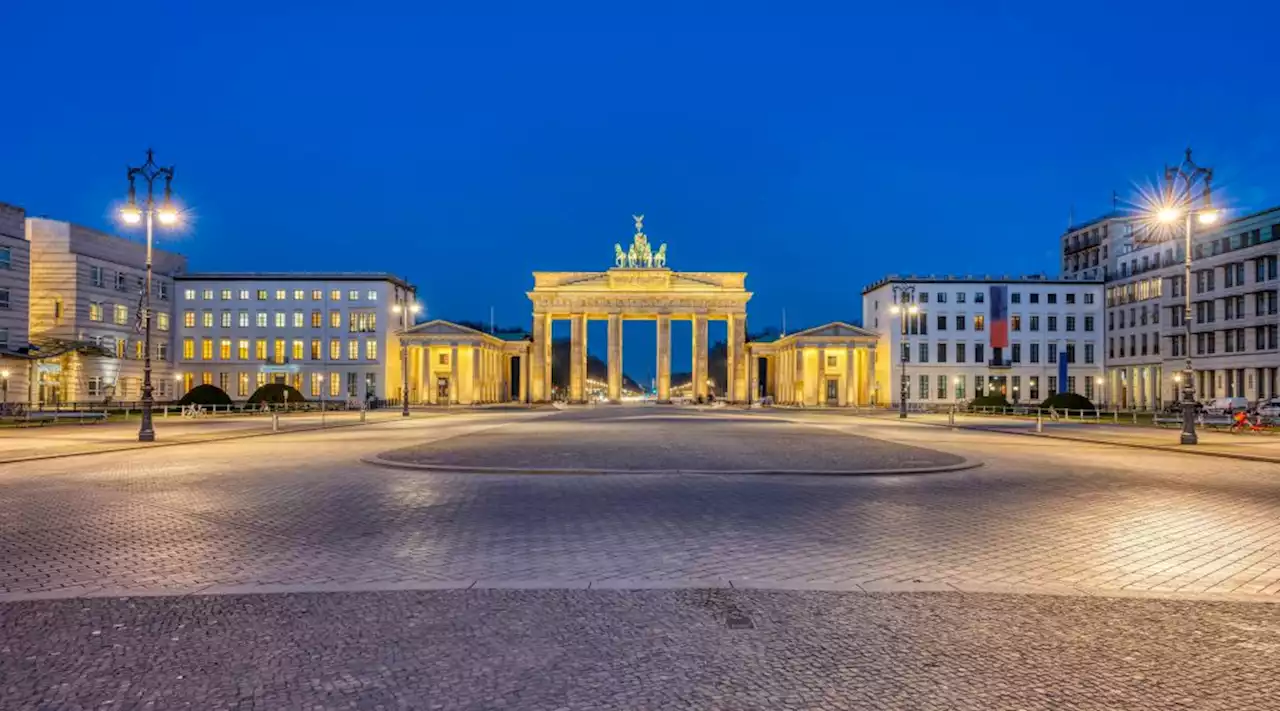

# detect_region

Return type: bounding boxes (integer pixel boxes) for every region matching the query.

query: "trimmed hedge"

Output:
[177,384,233,407]
[1040,392,1096,411]
[247,383,307,404]
[969,394,1011,408]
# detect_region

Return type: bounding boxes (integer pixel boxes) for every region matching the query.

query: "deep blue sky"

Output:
[6,1,1278,383]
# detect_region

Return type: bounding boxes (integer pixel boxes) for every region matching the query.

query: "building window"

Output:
[1067,376,1076,394]
[273,339,286,364]
[311,339,321,360]
[330,373,342,397]
[348,290,359,301]
[330,311,341,328]
[1048,375,1057,394]
[367,290,378,301]
[1084,316,1094,332]
[936,343,947,363]
[956,343,966,363]
[158,313,169,331]
[272,312,284,328]
[91,302,105,322]
[274,289,286,300]
[1084,343,1095,364]
[182,338,194,360]
[919,374,929,399]
[439,353,449,365]
[221,289,232,300]
[91,266,105,287]
[115,273,128,291]
[201,338,213,360]
[330,338,341,360]
[87,376,103,398]
[1011,315,1021,331]
[156,342,168,361]
[330,289,341,301]
[1029,316,1040,331]
[200,310,213,328]
[1065,343,1076,364]
[255,340,268,360]
[936,293,947,304]
[1030,343,1039,363]
[1030,293,1040,304]
[256,312,268,328]
[238,311,249,328]
[826,355,837,367]
[974,343,984,363]
[1012,343,1021,363]
[1066,293,1076,305]
[347,372,359,397]
[918,343,928,363]
[974,315,985,332]
[936,375,947,400]
[1029,378,1040,401]
[936,314,946,331]
[292,340,304,360]
[238,372,249,397]
[1066,316,1076,331]
[311,373,323,397]
[220,311,232,328]
[956,292,966,304]
[954,377,965,400]
[1011,292,1021,304]
[238,340,249,360]
[347,339,359,360]
[114,304,129,325]
[219,339,232,360]
[312,310,322,328]
[116,338,127,358]
[293,311,304,328]
[955,315,966,331]
[256,290,267,300]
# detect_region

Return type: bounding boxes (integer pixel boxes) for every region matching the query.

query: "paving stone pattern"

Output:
[3,589,1279,710]
[381,409,965,471]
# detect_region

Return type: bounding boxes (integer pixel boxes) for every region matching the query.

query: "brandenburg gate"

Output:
[528,216,752,403]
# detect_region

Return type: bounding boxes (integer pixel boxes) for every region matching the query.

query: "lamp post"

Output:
[1,369,9,410]
[889,284,918,419]
[1095,376,1105,408]
[1156,148,1218,445]
[118,149,178,443]
[392,301,422,416]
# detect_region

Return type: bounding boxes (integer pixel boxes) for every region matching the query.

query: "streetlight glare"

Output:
[120,207,142,224]
[907,305,919,315]
[1157,207,1180,223]
[889,305,901,314]
[410,303,422,313]
[1197,210,1220,224]
[157,207,179,225]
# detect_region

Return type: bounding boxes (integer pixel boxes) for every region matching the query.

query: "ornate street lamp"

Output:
[118,149,178,442]
[889,284,919,419]
[1153,148,1217,445]
[392,300,422,416]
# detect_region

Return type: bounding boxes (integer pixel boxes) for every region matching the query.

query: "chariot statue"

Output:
[613,214,666,269]
[653,243,667,268]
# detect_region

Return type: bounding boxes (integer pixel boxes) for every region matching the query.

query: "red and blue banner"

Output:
[988,285,1009,349]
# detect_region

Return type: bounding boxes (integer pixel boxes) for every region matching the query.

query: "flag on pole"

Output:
[133,288,146,334]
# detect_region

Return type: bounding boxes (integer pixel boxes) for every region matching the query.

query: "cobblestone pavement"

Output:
[1,406,1279,601]
[3,589,1279,710]
[379,408,965,471]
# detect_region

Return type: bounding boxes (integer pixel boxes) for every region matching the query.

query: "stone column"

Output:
[692,314,709,400]
[842,345,855,407]
[725,315,738,402]
[519,351,529,403]
[450,344,459,404]
[656,314,672,402]
[795,346,806,406]
[863,346,875,405]
[728,313,747,403]
[607,313,622,403]
[530,312,549,402]
[816,346,826,405]
[748,352,759,403]
[570,313,587,403]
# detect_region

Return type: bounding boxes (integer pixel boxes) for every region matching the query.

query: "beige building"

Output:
[0,202,31,403]
[25,218,186,404]
[399,320,530,405]
[747,323,878,406]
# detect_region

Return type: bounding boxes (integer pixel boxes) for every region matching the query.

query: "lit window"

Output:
[202,372,212,386]
[221,289,232,300]
[239,290,249,300]
[158,313,169,332]
[348,290,359,301]
[275,290,286,300]
[367,290,378,300]
[311,339,321,360]
[330,374,341,397]
[238,373,249,397]
[116,338,127,357]
[255,340,267,360]
[330,311,341,328]
[273,339,285,364]
[182,338,194,360]
[238,340,249,360]
[310,373,322,396]
[135,341,144,359]
[219,339,231,360]
[202,289,214,300]
[312,290,322,300]
[114,304,129,325]
[292,311,303,328]
[293,289,304,300]
[347,339,358,360]
[366,339,377,360]
[274,312,285,328]
[311,311,322,328]
[330,289,341,300]
[257,290,267,300]
[184,289,196,300]
[221,311,232,328]
[238,312,249,328]
[90,302,104,322]
[201,338,213,360]
[201,311,213,328]
[256,372,266,387]
[256,312,268,328]
[330,338,341,360]
[292,340,304,360]
[156,342,168,361]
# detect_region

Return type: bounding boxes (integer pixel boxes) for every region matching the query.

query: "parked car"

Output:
[1255,397,1280,418]
[1205,396,1249,415]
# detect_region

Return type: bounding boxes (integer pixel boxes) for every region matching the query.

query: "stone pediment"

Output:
[790,322,877,340]
[402,320,486,337]
[532,270,746,293]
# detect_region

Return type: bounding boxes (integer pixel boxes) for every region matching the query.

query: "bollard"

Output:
[1036,411,1043,433]
[272,413,280,432]
[1113,411,1118,424]
[360,407,367,423]
[949,406,956,428]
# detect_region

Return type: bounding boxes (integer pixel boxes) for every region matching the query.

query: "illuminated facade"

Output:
[747,323,879,406]
[526,216,755,403]
[398,320,530,405]
[174,273,414,402]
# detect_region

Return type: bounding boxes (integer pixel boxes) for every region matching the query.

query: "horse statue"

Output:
[614,243,627,267]
[627,243,639,268]
[653,243,667,268]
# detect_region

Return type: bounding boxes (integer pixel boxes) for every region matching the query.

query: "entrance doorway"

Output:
[436,377,451,403]
[825,378,839,405]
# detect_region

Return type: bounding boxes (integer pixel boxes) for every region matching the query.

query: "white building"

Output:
[0,202,31,401]
[863,275,1106,406]
[25,217,186,404]
[173,273,415,403]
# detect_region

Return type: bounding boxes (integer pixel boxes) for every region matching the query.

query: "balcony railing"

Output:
[987,359,1013,369]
